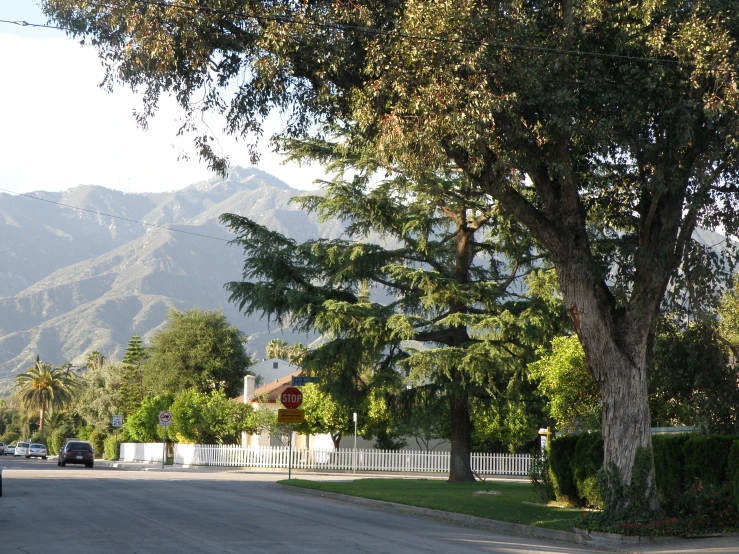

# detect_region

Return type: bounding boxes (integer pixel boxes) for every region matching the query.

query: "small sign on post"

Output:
[112,415,123,428]
[159,411,172,427]
[278,409,305,423]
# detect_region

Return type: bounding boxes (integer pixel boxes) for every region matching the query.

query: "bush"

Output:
[529,452,555,502]
[48,429,67,456]
[87,430,105,458]
[0,431,19,445]
[548,435,581,504]
[652,433,690,501]
[572,432,603,508]
[104,435,120,460]
[727,440,739,481]
[683,435,735,487]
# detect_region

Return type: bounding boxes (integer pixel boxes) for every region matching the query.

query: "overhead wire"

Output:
[0,0,696,71]
[0,187,232,243]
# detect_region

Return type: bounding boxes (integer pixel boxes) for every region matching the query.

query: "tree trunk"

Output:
[561,266,659,513]
[39,403,46,436]
[331,432,341,450]
[448,387,475,482]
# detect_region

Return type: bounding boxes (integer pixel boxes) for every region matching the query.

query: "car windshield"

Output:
[66,442,92,451]
[18,443,29,448]
[31,444,45,449]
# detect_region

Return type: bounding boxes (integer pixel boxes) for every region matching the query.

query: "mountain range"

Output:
[0,167,343,394]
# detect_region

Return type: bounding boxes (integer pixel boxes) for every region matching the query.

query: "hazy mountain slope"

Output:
[0,168,329,392]
[0,186,153,297]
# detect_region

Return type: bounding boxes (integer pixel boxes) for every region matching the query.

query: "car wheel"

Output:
[25,456,30,459]
[86,461,93,468]
[42,456,47,460]
[60,459,66,467]
[57,459,61,466]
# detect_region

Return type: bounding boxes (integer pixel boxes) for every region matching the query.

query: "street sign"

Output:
[112,415,123,428]
[159,411,172,427]
[291,376,321,387]
[280,387,303,409]
[278,409,305,423]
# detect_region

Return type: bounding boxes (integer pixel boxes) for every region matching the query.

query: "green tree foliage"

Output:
[74,361,125,434]
[650,322,739,432]
[266,339,289,361]
[221,162,563,480]
[44,0,739,512]
[120,334,147,416]
[169,389,258,444]
[396,388,448,452]
[294,384,352,449]
[124,394,174,443]
[287,343,309,366]
[85,350,105,371]
[529,335,601,433]
[14,357,77,435]
[144,308,255,398]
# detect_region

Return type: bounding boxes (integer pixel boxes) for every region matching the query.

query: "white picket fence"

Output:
[171,444,532,476]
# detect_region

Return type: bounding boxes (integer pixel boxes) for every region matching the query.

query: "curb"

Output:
[272,483,620,550]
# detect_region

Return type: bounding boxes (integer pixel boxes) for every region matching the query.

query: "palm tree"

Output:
[15,357,77,435]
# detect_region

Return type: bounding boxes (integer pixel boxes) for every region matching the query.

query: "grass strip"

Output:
[278,478,582,531]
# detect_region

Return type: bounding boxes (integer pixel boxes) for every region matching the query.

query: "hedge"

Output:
[547,432,739,506]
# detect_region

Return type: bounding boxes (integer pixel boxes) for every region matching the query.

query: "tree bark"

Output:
[559,263,659,511]
[39,404,45,435]
[448,386,475,482]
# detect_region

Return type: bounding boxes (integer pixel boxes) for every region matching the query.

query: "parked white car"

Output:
[28,444,48,459]
[14,442,30,457]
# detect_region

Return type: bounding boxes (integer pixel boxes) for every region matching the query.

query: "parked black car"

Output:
[58,441,94,468]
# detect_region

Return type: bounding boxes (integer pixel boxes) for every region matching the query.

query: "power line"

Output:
[0,188,232,243]
[0,2,689,69]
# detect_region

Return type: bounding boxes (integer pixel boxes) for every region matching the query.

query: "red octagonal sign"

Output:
[281,387,303,409]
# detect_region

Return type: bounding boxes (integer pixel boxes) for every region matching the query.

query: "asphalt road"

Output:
[2,457,739,554]
[0,456,608,554]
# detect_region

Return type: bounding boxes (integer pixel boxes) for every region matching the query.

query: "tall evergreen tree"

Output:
[221,144,564,481]
[120,334,147,417]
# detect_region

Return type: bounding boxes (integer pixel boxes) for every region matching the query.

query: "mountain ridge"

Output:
[0,168,331,392]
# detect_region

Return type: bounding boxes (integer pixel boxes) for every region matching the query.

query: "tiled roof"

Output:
[233,369,303,403]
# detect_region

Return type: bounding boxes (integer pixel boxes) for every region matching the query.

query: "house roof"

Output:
[233,369,303,403]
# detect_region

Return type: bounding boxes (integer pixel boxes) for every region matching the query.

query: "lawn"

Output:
[278,478,583,530]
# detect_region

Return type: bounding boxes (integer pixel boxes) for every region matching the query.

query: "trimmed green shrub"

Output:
[549,435,580,504]
[652,433,690,501]
[104,435,120,461]
[727,440,739,480]
[572,432,604,507]
[87,430,105,458]
[48,429,67,456]
[683,435,735,486]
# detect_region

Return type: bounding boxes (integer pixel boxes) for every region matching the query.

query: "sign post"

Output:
[112,415,123,460]
[353,412,358,474]
[280,388,304,481]
[159,411,172,469]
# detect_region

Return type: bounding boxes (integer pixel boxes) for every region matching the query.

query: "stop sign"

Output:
[280,387,303,409]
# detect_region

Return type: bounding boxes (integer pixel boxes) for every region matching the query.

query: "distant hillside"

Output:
[0,168,340,393]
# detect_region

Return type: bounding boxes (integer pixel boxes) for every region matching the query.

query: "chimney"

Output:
[244,375,256,403]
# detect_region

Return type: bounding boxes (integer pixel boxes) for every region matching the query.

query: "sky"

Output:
[0,3,327,194]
